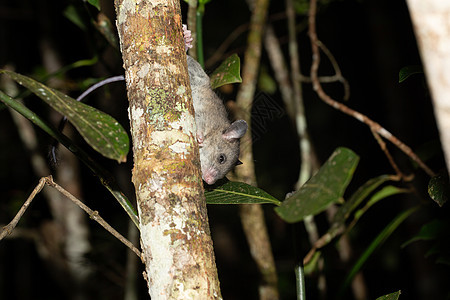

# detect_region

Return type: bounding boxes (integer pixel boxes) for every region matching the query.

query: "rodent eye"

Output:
[218,154,227,164]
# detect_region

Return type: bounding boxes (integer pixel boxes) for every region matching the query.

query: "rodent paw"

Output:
[183,24,193,52]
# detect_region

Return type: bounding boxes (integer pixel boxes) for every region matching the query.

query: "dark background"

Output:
[0,0,448,299]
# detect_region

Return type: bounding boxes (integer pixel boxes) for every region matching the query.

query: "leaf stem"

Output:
[196,10,204,68]
[0,90,139,228]
[295,263,306,300]
[339,206,419,297]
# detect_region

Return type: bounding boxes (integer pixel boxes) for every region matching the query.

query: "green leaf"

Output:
[63,5,87,31]
[353,185,408,221]
[275,147,359,223]
[197,0,212,14]
[294,0,310,15]
[426,243,450,266]
[333,175,393,225]
[13,57,99,102]
[87,0,101,10]
[0,90,138,228]
[199,0,212,5]
[341,206,418,293]
[402,219,449,247]
[402,219,450,266]
[428,172,449,207]
[258,65,277,94]
[398,65,423,83]
[205,181,281,205]
[1,70,129,163]
[55,57,99,78]
[436,255,450,266]
[424,243,440,258]
[210,54,242,89]
[376,290,401,300]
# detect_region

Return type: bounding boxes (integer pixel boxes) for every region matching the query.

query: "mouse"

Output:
[55,25,247,185]
[187,55,247,184]
[183,25,248,185]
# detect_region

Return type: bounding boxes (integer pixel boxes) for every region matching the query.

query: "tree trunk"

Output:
[236,0,279,299]
[406,0,450,178]
[114,0,222,298]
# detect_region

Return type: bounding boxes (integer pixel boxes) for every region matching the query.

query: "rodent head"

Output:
[200,120,247,185]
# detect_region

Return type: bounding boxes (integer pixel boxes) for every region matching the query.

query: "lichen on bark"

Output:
[114,0,222,298]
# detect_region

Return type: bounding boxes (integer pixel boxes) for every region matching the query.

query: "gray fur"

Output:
[187,56,248,185]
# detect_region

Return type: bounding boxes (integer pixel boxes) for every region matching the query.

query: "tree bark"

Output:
[236,0,279,299]
[406,0,450,178]
[114,0,221,298]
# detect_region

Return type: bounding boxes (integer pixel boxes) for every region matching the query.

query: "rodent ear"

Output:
[222,120,248,141]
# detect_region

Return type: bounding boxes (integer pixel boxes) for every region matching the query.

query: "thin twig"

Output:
[286,0,328,295]
[316,40,350,101]
[371,129,405,179]
[298,40,352,97]
[0,177,47,240]
[187,0,198,60]
[266,19,350,91]
[0,91,139,228]
[205,22,249,68]
[236,0,279,298]
[47,177,142,258]
[303,226,344,265]
[286,0,315,188]
[0,176,142,259]
[205,12,286,68]
[264,25,296,120]
[307,0,436,178]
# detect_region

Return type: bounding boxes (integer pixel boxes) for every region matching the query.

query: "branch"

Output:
[187,0,198,59]
[1,176,141,258]
[307,0,436,178]
[0,177,46,240]
[235,0,279,299]
[406,0,450,178]
[0,90,139,228]
[46,177,142,258]
[114,1,221,298]
[264,25,295,120]
[205,12,286,68]
[315,40,350,101]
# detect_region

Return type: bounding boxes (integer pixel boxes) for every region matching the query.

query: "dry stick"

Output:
[265,19,329,297]
[286,0,328,297]
[285,36,351,93]
[307,0,436,178]
[298,40,351,100]
[316,40,350,101]
[205,12,286,68]
[0,176,142,259]
[286,0,311,188]
[236,0,279,299]
[264,25,296,121]
[370,129,404,179]
[47,177,141,258]
[205,22,249,68]
[186,0,198,60]
[124,222,140,300]
[306,1,417,299]
[0,177,47,240]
